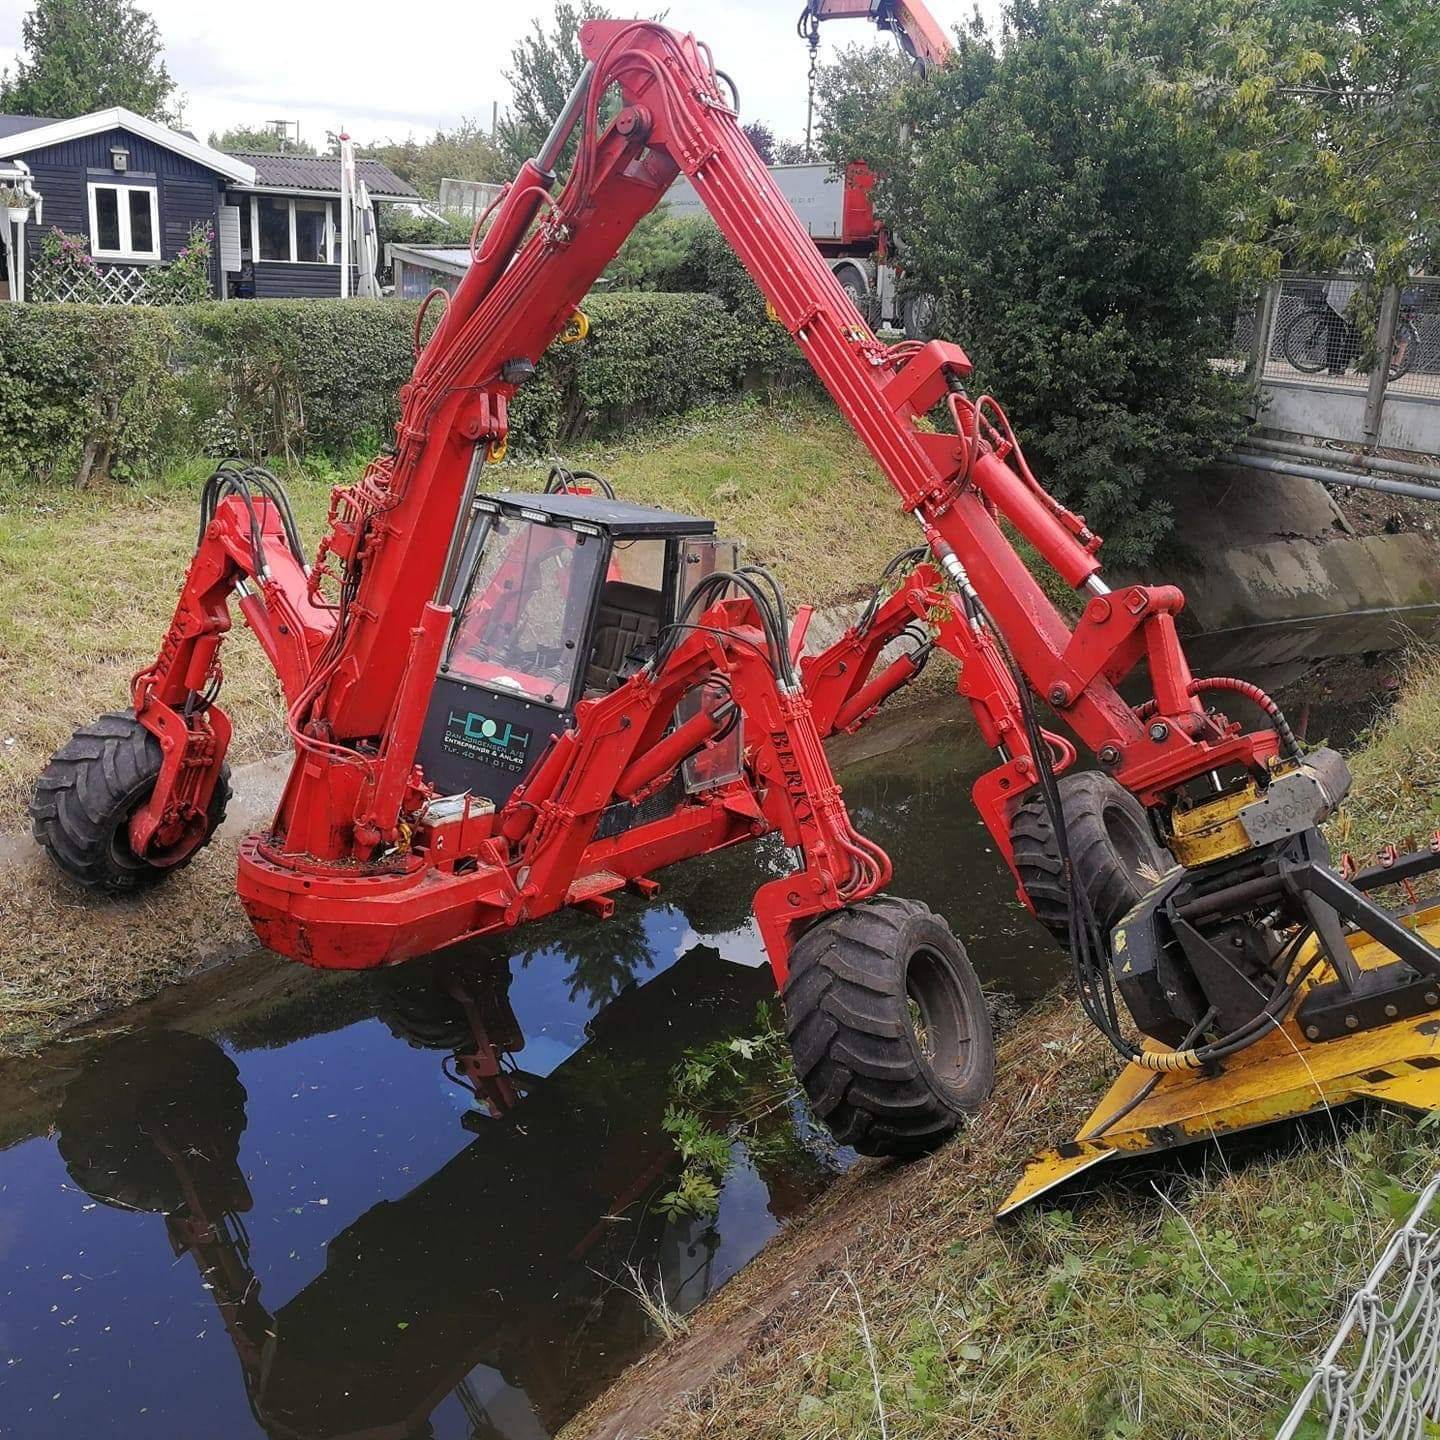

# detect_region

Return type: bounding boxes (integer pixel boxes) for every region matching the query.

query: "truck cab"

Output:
[416,490,734,810]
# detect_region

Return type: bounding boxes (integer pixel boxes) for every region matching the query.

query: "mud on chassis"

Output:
[32,18,1440,1201]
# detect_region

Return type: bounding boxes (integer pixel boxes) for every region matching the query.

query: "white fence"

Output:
[28,261,172,306]
[1277,1172,1440,1439]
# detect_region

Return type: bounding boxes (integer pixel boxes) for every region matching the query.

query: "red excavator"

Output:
[33,15,1440,1209]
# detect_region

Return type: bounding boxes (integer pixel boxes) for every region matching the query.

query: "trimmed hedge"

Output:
[0,291,807,487]
[0,304,182,487]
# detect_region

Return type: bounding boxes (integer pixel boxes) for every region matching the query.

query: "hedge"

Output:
[0,291,808,488]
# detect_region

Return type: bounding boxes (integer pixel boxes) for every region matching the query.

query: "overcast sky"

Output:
[0,0,998,149]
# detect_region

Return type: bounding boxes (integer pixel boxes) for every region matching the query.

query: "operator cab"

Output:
[416,490,736,811]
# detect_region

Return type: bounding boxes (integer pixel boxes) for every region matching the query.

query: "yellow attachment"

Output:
[486,435,508,464]
[1166,780,1261,867]
[999,900,1440,1215]
[765,299,781,324]
[560,308,590,344]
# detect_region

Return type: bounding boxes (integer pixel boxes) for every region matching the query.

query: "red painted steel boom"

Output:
[800,0,953,74]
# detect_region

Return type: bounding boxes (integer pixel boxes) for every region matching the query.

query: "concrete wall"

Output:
[1260,380,1440,457]
[1113,463,1440,682]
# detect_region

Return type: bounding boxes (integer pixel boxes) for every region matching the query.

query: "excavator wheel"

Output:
[29,711,231,892]
[1010,771,1171,947]
[783,896,995,1159]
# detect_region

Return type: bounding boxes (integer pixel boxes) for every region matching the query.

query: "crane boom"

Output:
[799,0,953,74]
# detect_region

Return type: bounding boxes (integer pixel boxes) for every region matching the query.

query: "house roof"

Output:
[226,151,419,199]
[0,114,58,140]
[0,107,256,183]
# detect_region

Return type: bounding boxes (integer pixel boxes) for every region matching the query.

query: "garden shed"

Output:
[0,108,418,302]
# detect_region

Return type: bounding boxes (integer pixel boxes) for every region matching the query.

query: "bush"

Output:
[817,2,1250,564]
[174,299,417,458]
[0,303,180,486]
[608,212,766,313]
[0,290,806,486]
[512,291,806,448]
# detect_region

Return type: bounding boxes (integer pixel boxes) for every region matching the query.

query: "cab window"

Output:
[447,515,602,708]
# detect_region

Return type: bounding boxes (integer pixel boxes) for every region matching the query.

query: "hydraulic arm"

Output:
[798,0,953,75]
[36,17,1440,1203]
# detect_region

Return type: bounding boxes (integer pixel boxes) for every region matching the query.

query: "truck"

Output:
[663,160,933,336]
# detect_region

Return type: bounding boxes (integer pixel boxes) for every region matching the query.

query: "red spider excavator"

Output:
[33,16,1440,1208]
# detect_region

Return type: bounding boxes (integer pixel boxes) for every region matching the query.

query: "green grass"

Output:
[0,396,916,828]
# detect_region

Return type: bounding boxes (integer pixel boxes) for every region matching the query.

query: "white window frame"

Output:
[88,181,161,261]
[248,194,339,265]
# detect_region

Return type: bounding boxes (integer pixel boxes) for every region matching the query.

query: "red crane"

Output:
[34,17,1440,1207]
[798,0,953,77]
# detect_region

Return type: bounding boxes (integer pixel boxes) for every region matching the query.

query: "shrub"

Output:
[512,291,806,448]
[0,302,180,486]
[142,223,215,306]
[816,2,1251,563]
[608,212,764,312]
[174,299,417,458]
[0,290,806,486]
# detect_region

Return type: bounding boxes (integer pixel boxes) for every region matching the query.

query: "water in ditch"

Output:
[0,717,1062,1440]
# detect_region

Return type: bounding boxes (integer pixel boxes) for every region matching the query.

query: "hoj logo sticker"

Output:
[443,710,534,773]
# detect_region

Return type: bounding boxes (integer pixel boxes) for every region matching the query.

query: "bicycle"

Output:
[1280,296,1421,381]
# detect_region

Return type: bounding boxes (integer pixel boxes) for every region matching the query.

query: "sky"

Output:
[0,0,998,150]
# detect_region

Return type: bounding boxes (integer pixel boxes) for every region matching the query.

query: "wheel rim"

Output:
[904,945,971,1089]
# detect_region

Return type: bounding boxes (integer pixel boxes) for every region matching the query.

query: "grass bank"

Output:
[0,396,920,1056]
[564,648,1440,1440]
[0,395,914,828]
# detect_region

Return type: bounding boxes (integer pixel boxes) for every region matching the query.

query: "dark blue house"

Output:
[0,107,419,301]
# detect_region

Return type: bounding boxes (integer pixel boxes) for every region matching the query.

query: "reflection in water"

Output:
[3,723,1055,1440]
[51,946,832,1440]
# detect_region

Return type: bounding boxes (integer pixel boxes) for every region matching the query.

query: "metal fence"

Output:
[1276,1172,1440,1439]
[1231,275,1440,456]
[1256,276,1440,401]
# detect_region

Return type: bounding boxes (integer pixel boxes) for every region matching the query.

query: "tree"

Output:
[742,121,776,164]
[359,118,507,198]
[741,123,809,167]
[495,0,610,171]
[0,0,179,123]
[1160,0,1440,284]
[813,4,1249,564]
[208,125,317,156]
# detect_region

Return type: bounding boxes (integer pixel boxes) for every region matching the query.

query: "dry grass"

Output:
[1326,643,1440,863]
[0,842,252,1056]
[0,457,337,825]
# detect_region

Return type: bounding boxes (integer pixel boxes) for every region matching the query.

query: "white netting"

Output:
[1277,1173,1440,1439]
[29,262,166,305]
